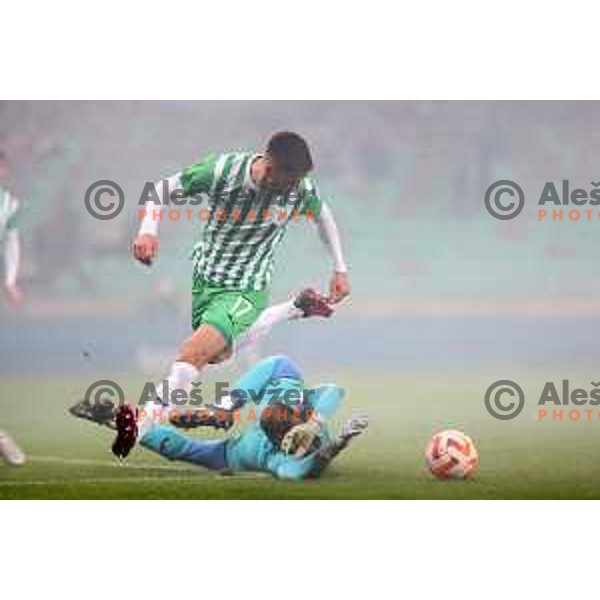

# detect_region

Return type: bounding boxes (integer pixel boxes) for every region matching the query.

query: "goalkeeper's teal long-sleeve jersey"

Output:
[141,355,344,480]
[224,355,343,480]
[225,425,321,480]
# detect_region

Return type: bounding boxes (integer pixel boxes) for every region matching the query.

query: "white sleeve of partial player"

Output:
[138,172,183,236]
[4,229,20,287]
[315,202,347,273]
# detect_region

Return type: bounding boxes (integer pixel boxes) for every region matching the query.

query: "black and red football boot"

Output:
[111,404,139,460]
[293,288,334,318]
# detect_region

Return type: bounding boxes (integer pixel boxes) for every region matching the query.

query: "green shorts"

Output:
[191,276,268,346]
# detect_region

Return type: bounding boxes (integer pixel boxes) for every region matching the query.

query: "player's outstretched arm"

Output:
[269,414,368,481]
[309,413,369,477]
[132,172,182,266]
[314,202,350,303]
[266,447,319,481]
[133,152,218,266]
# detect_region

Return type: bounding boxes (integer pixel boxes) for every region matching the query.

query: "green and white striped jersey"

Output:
[181,152,322,291]
[0,185,20,244]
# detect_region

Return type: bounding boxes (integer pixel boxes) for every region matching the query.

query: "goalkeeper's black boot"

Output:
[112,404,139,460]
[294,288,334,318]
[169,404,235,431]
[69,398,117,429]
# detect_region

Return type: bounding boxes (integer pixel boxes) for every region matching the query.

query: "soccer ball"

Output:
[425,429,478,479]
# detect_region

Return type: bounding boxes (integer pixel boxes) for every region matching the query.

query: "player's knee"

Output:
[315,383,345,398]
[178,341,219,369]
[309,384,345,417]
[178,323,231,368]
[269,355,302,381]
[208,347,233,365]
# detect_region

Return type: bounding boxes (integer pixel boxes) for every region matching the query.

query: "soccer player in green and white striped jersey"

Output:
[132,132,349,407]
[0,152,23,307]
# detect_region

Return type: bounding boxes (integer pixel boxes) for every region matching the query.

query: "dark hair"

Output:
[266,131,313,174]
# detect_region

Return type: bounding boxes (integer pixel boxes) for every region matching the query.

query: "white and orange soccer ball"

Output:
[425,429,479,480]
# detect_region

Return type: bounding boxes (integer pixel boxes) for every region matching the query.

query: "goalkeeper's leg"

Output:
[171,354,303,431]
[140,424,228,471]
[220,354,303,410]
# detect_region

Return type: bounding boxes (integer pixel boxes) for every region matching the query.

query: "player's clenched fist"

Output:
[4,284,24,307]
[132,233,160,266]
[328,271,350,304]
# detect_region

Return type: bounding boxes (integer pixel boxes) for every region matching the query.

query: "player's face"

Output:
[261,158,306,194]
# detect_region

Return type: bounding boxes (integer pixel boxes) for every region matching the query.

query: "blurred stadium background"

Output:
[2,101,600,498]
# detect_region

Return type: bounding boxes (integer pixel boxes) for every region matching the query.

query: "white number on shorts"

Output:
[229,296,253,321]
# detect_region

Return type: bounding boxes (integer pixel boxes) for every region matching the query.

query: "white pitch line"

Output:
[0,473,268,487]
[0,454,268,487]
[0,475,202,487]
[28,454,200,472]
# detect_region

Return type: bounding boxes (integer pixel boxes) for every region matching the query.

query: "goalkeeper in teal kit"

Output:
[73,356,368,481]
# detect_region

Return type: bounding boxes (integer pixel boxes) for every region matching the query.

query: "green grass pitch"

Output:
[2,370,600,499]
